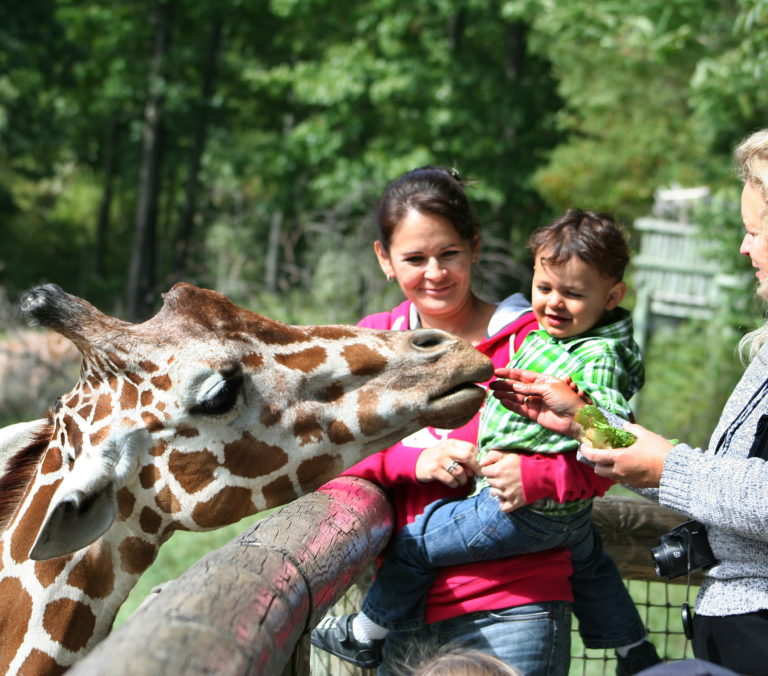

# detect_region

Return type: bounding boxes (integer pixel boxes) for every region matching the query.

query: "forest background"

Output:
[4,0,768,453]
[3,0,768,628]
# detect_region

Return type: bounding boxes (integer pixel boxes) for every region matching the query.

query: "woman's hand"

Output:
[480,450,525,513]
[579,423,673,488]
[490,367,589,439]
[415,439,481,487]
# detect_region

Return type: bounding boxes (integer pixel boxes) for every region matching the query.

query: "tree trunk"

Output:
[94,114,119,281]
[172,14,223,278]
[127,0,172,321]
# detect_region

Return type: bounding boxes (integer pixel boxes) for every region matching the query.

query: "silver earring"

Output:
[386,274,395,283]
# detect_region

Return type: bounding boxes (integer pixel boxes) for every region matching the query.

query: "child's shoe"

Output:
[310,613,384,669]
[616,640,662,676]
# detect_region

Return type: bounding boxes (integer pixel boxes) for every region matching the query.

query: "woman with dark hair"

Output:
[311,166,618,676]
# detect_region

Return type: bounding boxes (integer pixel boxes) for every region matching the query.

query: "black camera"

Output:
[651,520,716,580]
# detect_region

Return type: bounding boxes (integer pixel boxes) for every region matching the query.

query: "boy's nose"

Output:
[548,293,565,308]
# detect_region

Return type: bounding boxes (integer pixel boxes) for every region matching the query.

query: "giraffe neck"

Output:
[0,481,161,674]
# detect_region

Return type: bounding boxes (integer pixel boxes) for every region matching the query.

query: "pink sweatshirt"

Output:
[329,299,614,624]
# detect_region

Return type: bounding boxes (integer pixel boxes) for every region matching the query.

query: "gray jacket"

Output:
[656,341,768,616]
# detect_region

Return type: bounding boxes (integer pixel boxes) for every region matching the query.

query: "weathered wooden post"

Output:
[68,476,393,676]
[69,484,696,676]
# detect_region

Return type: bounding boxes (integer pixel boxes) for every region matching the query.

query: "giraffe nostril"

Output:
[410,329,451,350]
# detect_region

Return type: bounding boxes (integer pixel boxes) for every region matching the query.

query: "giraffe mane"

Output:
[0,414,54,531]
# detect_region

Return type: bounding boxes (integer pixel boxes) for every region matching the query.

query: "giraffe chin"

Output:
[422,383,487,429]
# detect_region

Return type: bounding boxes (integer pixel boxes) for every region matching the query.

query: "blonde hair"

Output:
[735,129,768,362]
[409,647,522,676]
[735,129,768,197]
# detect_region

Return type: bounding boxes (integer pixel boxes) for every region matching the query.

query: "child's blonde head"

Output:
[409,647,523,676]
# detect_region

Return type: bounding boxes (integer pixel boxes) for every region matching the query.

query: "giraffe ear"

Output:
[29,427,150,560]
[29,481,117,560]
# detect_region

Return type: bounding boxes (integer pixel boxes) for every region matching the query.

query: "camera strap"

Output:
[680,529,696,640]
[681,574,694,640]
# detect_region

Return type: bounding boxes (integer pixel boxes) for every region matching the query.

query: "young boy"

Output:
[312,209,660,674]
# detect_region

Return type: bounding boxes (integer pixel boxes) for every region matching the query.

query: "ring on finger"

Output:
[523,395,530,404]
[445,460,459,475]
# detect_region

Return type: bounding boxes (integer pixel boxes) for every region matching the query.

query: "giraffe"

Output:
[0,282,492,675]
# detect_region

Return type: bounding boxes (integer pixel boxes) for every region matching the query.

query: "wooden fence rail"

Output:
[69,480,691,676]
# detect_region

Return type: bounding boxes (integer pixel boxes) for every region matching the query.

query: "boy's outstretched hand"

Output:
[489,367,590,439]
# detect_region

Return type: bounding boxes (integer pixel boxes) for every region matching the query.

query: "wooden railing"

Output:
[69,479,691,676]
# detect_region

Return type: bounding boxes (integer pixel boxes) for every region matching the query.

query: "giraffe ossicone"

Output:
[0,282,492,674]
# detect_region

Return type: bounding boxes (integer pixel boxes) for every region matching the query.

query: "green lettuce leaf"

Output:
[574,405,637,449]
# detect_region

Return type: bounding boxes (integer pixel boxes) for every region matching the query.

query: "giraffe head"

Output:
[4,283,492,563]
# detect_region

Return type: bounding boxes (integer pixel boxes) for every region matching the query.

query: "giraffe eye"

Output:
[190,369,244,416]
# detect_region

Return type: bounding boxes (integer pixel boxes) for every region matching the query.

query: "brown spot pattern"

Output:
[141,412,164,432]
[260,404,282,427]
[34,555,72,588]
[139,507,162,534]
[192,486,255,528]
[168,449,219,494]
[41,447,63,474]
[109,353,127,370]
[139,360,159,373]
[342,344,387,376]
[18,650,67,676]
[242,352,264,370]
[89,425,110,447]
[176,425,199,438]
[275,346,327,373]
[117,487,135,520]
[43,598,96,652]
[222,434,288,479]
[119,537,157,575]
[0,578,32,668]
[150,439,167,457]
[309,326,358,339]
[293,412,324,445]
[77,405,92,421]
[67,544,115,599]
[121,381,138,409]
[93,393,112,422]
[327,420,354,445]
[263,475,298,508]
[154,485,181,514]
[150,374,172,391]
[63,416,83,456]
[245,318,305,345]
[11,479,61,563]
[357,390,387,437]
[140,389,154,406]
[124,371,143,386]
[297,454,344,492]
[139,464,161,489]
[319,383,344,402]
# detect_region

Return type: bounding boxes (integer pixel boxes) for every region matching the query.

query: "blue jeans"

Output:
[378,601,572,676]
[362,487,646,649]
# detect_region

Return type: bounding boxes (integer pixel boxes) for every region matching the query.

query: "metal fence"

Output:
[310,577,697,675]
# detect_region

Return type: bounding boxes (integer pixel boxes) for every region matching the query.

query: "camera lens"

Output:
[651,540,688,579]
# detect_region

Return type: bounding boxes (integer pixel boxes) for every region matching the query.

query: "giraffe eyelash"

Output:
[189,369,244,416]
